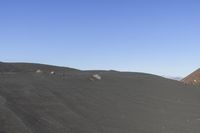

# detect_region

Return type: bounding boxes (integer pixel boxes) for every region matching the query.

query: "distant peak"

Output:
[181,68,200,85]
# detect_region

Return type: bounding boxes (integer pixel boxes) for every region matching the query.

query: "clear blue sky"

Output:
[0,0,200,77]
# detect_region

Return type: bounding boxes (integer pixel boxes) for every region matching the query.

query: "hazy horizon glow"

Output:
[1,0,200,77]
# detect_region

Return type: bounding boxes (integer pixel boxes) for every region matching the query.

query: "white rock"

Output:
[50,71,55,75]
[92,74,102,80]
[36,69,42,73]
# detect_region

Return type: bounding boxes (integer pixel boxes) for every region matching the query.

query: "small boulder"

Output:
[50,71,55,75]
[91,74,102,81]
[36,69,42,74]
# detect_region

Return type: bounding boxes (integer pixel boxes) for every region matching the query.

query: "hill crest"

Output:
[0,62,79,73]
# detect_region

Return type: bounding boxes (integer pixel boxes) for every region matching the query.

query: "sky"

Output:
[0,0,200,77]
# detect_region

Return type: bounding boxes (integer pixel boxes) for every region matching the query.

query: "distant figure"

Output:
[90,74,102,81]
[36,69,42,74]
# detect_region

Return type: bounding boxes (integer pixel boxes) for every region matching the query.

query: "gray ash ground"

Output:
[0,62,200,133]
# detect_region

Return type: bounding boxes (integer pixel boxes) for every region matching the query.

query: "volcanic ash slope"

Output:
[0,62,200,133]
